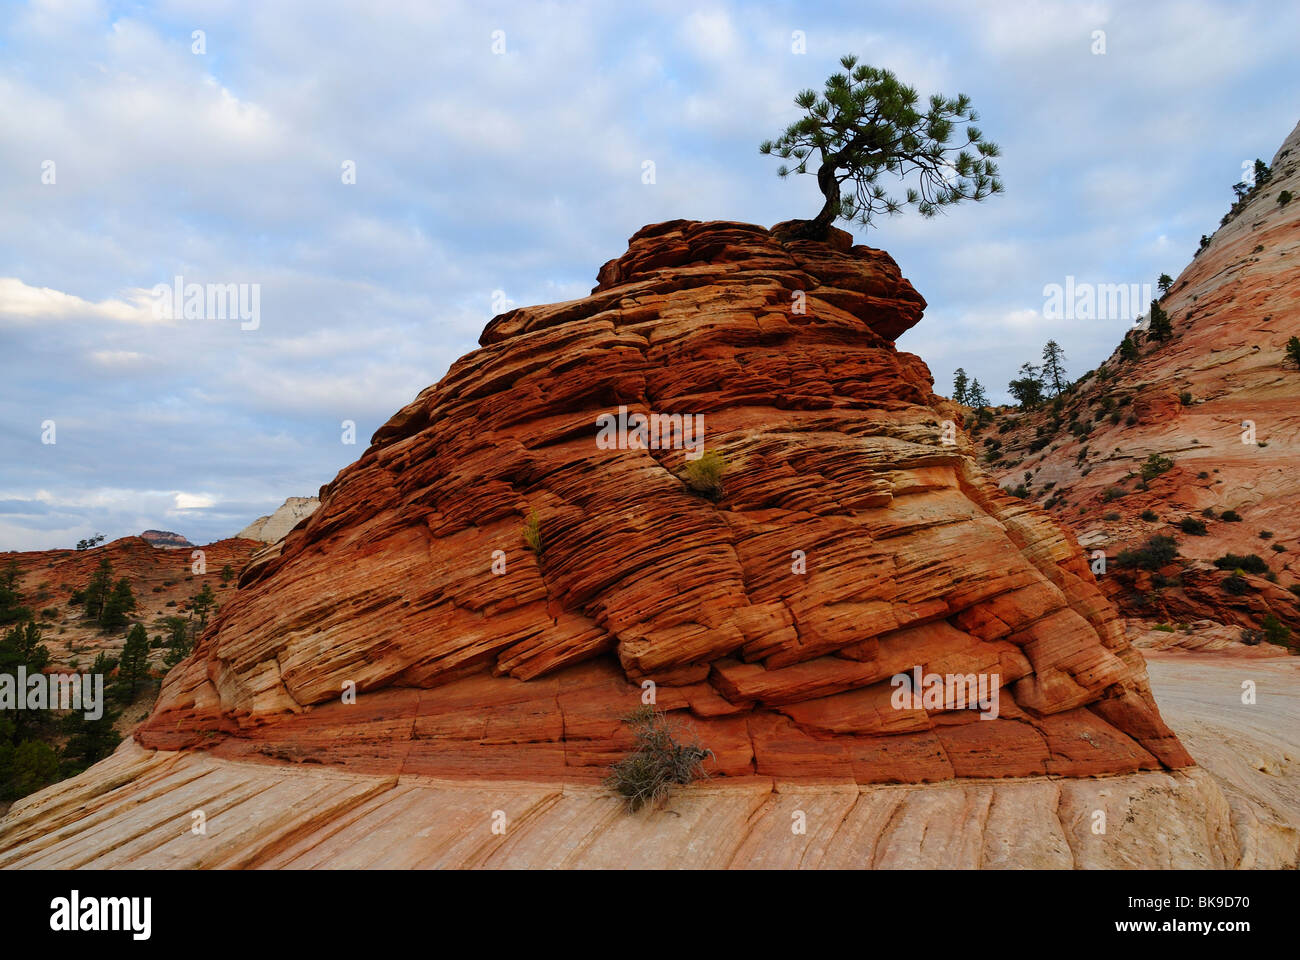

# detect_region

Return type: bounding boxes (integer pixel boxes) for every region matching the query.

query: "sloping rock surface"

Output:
[992,119,1300,631]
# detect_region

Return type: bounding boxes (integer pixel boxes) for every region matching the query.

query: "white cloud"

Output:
[173,492,216,510]
[0,277,153,325]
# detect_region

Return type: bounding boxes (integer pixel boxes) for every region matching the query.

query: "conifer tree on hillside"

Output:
[190,583,216,629]
[1041,340,1067,396]
[761,55,1003,239]
[81,557,113,623]
[99,577,136,633]
[1147,300,1173,341]
[162,615,192,669]
[0,560,31,626]
[952,367,969,404]
[1008,363,1045,409]
[114,622,150,703]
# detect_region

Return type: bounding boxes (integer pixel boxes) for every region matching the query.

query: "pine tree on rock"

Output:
[761,55,1003,239]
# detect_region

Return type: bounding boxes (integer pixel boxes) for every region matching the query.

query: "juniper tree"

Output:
[1041,340,1067,396]
[967,378,989,410]
[761,56,1002,239]
[1157,274,1173,296]
[952,367,970,404]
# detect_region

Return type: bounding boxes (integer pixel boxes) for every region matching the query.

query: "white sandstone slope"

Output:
[235,496,319,544]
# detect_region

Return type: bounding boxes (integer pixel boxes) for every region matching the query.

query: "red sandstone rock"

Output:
[137,219,1192,783]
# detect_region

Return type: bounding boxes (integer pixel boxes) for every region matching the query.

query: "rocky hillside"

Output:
[989,119,1300,639]
[129,219,1191,785]
[2,535,259,673]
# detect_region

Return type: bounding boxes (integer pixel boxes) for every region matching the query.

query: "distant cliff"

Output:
[235,496,319,544]
[139,529,193,549]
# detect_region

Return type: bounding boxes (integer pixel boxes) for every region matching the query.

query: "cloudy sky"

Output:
[1,0,1297,550]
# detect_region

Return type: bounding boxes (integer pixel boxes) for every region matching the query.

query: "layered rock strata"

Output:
[135,219,1192,783]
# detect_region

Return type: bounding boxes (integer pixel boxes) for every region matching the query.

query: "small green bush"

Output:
[1179,517,1208,536]
[1104,511,1121,521]
[1259,530,1274,539]
[1141,509,1159,522]
[682,451,727,499]
[1140,453,1173,481]
[1262,613,1291,647]
[1214,554,1268,574]
[522,511,543,555]
[1223,574,1250,595]
[605,705,712,812]
[1220,509,1242,522]
[1179,391,1193,406]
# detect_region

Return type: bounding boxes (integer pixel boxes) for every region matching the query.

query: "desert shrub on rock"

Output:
[1140,453,1173,481]
[1214,553,1268,574]
[605,705,712,812]
[682,451,727,499]
[521,511,542,555]
[1115,535,1179,571]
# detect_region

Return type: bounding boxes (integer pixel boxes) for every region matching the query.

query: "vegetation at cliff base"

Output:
[605,705,712,812]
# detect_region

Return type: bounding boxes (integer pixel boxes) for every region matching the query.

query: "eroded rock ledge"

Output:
[136,220,1192,784]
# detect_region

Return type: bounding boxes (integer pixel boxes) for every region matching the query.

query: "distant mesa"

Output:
[139,529,193,549]
[236,496,320,544]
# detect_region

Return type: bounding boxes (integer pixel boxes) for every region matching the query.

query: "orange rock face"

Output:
[138,219,1192,783]
[991,119,1300,634]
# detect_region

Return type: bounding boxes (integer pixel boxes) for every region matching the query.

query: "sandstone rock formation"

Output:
[139,529,193,549]
[992,119,1300,634]
[133,219,1191,785]
[235,496,319,544]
